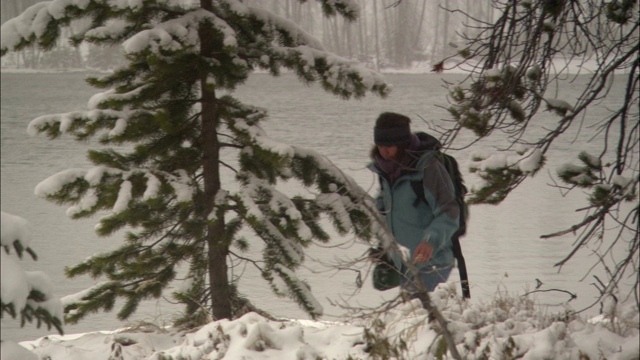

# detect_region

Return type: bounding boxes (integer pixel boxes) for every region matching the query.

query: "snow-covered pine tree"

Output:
[1,212,64,336]
[1,0,389,324]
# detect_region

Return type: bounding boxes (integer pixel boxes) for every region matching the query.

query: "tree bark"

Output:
[199,0,232,321]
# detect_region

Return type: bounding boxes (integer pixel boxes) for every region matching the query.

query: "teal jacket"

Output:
[368,138,460,271]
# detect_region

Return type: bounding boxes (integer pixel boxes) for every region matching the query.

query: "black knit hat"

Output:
[374,112,412,146]
[374,124,411,146]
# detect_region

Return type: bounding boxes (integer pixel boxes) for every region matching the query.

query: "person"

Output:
[368,112,460,297]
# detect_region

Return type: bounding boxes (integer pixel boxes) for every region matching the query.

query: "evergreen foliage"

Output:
[1,0,389,324]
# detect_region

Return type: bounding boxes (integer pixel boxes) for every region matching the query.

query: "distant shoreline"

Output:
[0,58,604,76]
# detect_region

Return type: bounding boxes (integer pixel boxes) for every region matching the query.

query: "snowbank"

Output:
[11,286,639,360]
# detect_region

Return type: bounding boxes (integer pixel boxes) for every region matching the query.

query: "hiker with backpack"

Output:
[368,112,470,299]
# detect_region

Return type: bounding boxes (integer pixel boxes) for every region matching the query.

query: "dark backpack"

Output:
[411,132,471,298]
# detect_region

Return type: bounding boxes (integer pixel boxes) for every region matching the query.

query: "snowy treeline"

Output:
[0,0,492,71]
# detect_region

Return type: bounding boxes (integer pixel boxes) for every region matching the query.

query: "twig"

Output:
[521,288,577,302]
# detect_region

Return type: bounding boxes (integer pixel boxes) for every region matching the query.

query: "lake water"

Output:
[1,71,630,342]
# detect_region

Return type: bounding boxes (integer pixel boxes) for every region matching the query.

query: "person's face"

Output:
[377,145,399,160]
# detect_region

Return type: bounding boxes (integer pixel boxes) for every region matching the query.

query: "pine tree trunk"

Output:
[199,0,232,321]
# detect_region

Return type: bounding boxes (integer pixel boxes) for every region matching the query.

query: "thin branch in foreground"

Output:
[521,288,577,302]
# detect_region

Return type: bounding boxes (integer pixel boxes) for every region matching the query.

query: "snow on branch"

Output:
[27,109,127,138]
[235,119,294,157]
[0,0,179,53]
[292,147,364,197]
[34,168,88,198]
[1,251,30,319]
[1,211,34,252]
[238,175,306,266]
[60,281,113,309]
[88,86,150,110]
[273,45,389,98]
[315,191,354,231]
[66,189,99,218]
[467,147,546,204]
[267,192,313,242]
[556,151,603,188]
[28,111,84,136]
[543,98,574,117]
[113,180,133,213]
[123,9,237,54]
[167,169,194,203]
[35,165,193,220]
[291,146,390,244]
[232,2,326,50]
[1,212,63,337]
[143,173,161,200]
[83,19,131,42]
[555,151,638,210]
[272,264,323,317]
[470,147,544,175]
[0,2,54,52]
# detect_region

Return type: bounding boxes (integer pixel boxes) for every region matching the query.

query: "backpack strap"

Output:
[452,234,470,299]
[412,152,471,299]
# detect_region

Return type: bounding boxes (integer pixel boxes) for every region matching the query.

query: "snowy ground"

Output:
[3,284,638,360]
